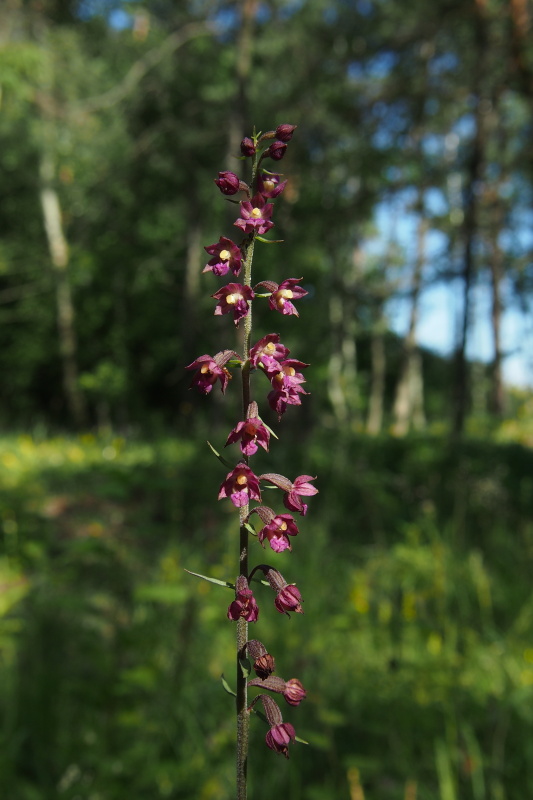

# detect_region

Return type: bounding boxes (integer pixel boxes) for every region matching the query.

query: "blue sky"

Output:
[372,199,533,389]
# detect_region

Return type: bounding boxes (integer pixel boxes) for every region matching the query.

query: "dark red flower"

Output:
[258,513,299,553]
[218,463,261,508]
[265,723,296,758]
[283,474,318,516]
[269,278,308,316]
[227,576,259,622]
[250,333,290,372]
[226,416,270,457]
[185,353,232,394]
[214,171,241,195]
[275,124,297,142]
[203,237,242,277]
[212,283,254,326]
[234,194,274,235]
[257,171,287,199]
[275,583,303,615]
[267,365,309,418]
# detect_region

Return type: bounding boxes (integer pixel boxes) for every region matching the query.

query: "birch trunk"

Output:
[39,150,86,427]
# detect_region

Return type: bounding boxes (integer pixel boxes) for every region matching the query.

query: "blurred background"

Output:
[2,0,533,798]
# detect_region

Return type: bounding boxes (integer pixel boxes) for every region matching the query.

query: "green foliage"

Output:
[2,432,533,798]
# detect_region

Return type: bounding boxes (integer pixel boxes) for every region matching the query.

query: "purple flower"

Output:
[250,333,290,372]
[203,237,242,277]
[212,283,254,326]
[266,358,308,383]
[266,141,287,161]
[249,674,307,706]
[283,475,318,516]
[234,194,274,235]
[265,722,296,758]
[226,416,270,456]
[269,278,308,316]
[185,354,231,394]
[218,463,261,508]
[275,583,303,615]
[267,362,309,418]
[257,172,287,199]
[214,171,241,195]
[228,576,259,622]
[240,136,256,156]
[275,123,297,142]
[258,513,299,553]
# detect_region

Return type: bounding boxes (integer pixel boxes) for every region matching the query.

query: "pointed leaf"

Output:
[184,569,234,589]
[239,657,251,678]
[255,236,284,244]
[262,420,279,440]
[244,521,257,536]
[221,674,237,697]
[206,441,234,470]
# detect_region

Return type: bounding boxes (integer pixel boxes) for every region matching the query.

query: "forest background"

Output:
[2,0,533,798]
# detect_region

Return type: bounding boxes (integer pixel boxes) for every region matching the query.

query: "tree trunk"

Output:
[392,215,427,435]
[39,150,86,427]
[452,14,488,435]
[488,199,505,416]
[327,248,360,428]
[366,326,386,435]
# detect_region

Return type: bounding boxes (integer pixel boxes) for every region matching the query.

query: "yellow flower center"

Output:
[236,473,248,486]
[219,249,230,261]
[277,521,288,532]
[250,207,262,219]
[284,367,296,377]
[265,342,276,354]
[200,365,210,374]
[279,289,294,300]
[263,179,275,193]
[225,292,242,305]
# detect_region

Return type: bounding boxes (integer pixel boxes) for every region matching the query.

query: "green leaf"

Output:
[255,236,284,244]
[239,657,251,678]
[206,440,234,469]
[244,521,257,536]
[184,569,234,589]
[221,675,236,697]
[262,421,279,440]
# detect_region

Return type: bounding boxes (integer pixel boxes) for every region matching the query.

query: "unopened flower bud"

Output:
[240,137,256,157]
[266,722,296,758]
[275,123,297,142]
[228,575,259,622]
[266,141,287,161]
[247,639,276,678]
[283,678,306,706]
[254,652,276,679]
[214,171,241,195]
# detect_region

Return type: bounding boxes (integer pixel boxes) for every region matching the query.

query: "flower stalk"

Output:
[186,124,315,799]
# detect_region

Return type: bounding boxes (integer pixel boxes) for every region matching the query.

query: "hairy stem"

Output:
[236,149,259,800]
